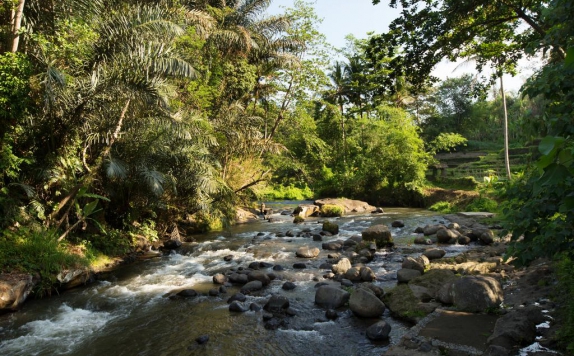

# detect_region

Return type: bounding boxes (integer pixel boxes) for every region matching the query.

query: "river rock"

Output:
[315,286,350,309]
[228,273,249,285]
[296,246,320,258]
[264,295,290,313]
[391,220,405,228]
[0,274,35,312]
[248,271,271,286]
[362,224,393,247]
[227,292,246,303]
[293,204,320,218]
[177,289,198,298]
[331,258,352,274]
[409,269,457,301]
[344,267,362,282]
[458,235,471,245]
[213,273,227,284]
[382,284,437,323]
[248,261,261,270]
[240,280,263,294]
[366,321,392,341]
[360,267,376,282]
[272,265,284,271]
[322,241,343,250]
[250,303,262,312]
[293,263,306,269]
[401,256,428,274]
[423,224,446,236]
[423,248,446,260]
[208,288,219,296]
[326,309,338,320]
[397,268,421,283]
[436,228,458,243]
[414,226,424,233]
[314,198,375,214]
[282,281,296,290]
[313,234,323,241]
[451,276,503,312]
[349,288,385,318]
[322,221,339,235]
[487,306,542,350]
[479,230,495,244]
[195,335,210,344]
[413,236,432,245]
[229,301,249,312]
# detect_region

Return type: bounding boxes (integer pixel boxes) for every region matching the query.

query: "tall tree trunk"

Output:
[500,75,511,179]
[10,0,25,52]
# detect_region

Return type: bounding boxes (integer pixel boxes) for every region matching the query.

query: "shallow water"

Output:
[0,204,469,356]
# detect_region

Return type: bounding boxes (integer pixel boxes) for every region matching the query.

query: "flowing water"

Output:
[0,203,471,356]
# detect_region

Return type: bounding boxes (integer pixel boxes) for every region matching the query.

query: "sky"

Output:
[266,0,538,93]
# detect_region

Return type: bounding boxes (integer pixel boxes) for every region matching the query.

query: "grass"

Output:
[0,227,89,296]
[320,204,344,217]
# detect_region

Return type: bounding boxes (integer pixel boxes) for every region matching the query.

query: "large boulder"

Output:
[436,228,458,244]
[401,256,429,274]
[366,321,392,341]
[228,273,249,285]
[57,268,93,290]
[349,288,386,318]
[0,274,35,312]
[382,284,438,323]
[293,204,320,218]
[451,276,503,312]
[315,286,350,309]
[487,307,543,350]
[322,221,339,235]
[331,258,352,274]
[408,269,457,301]
[362,225,393,247]
[295,246,320,258]
[314,198,375,214]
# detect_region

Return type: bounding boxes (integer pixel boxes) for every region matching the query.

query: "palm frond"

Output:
[105,157,128,180]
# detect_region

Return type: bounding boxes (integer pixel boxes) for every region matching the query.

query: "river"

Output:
[0,203,470,356]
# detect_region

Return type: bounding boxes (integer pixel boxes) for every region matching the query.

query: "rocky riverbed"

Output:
[0,203,564,356]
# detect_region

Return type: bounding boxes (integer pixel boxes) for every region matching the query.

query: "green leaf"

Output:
[83,200,99,216]
[566,47,574,67]
[539,136,564,156]
[536,152,557,170]
[538,163,571,186]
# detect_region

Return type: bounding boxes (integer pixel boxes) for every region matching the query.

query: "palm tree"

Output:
[37,3,207,236]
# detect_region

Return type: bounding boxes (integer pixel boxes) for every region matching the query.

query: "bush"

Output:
[428,201,458,213]
[260,184,314,201]
[320,204,344,217]
[465,197,499,212]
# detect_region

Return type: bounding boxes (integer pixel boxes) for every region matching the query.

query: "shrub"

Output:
[465,197,498,212]
[428,201,457,213]
[260,184,314,201]
[320,204,344,217]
